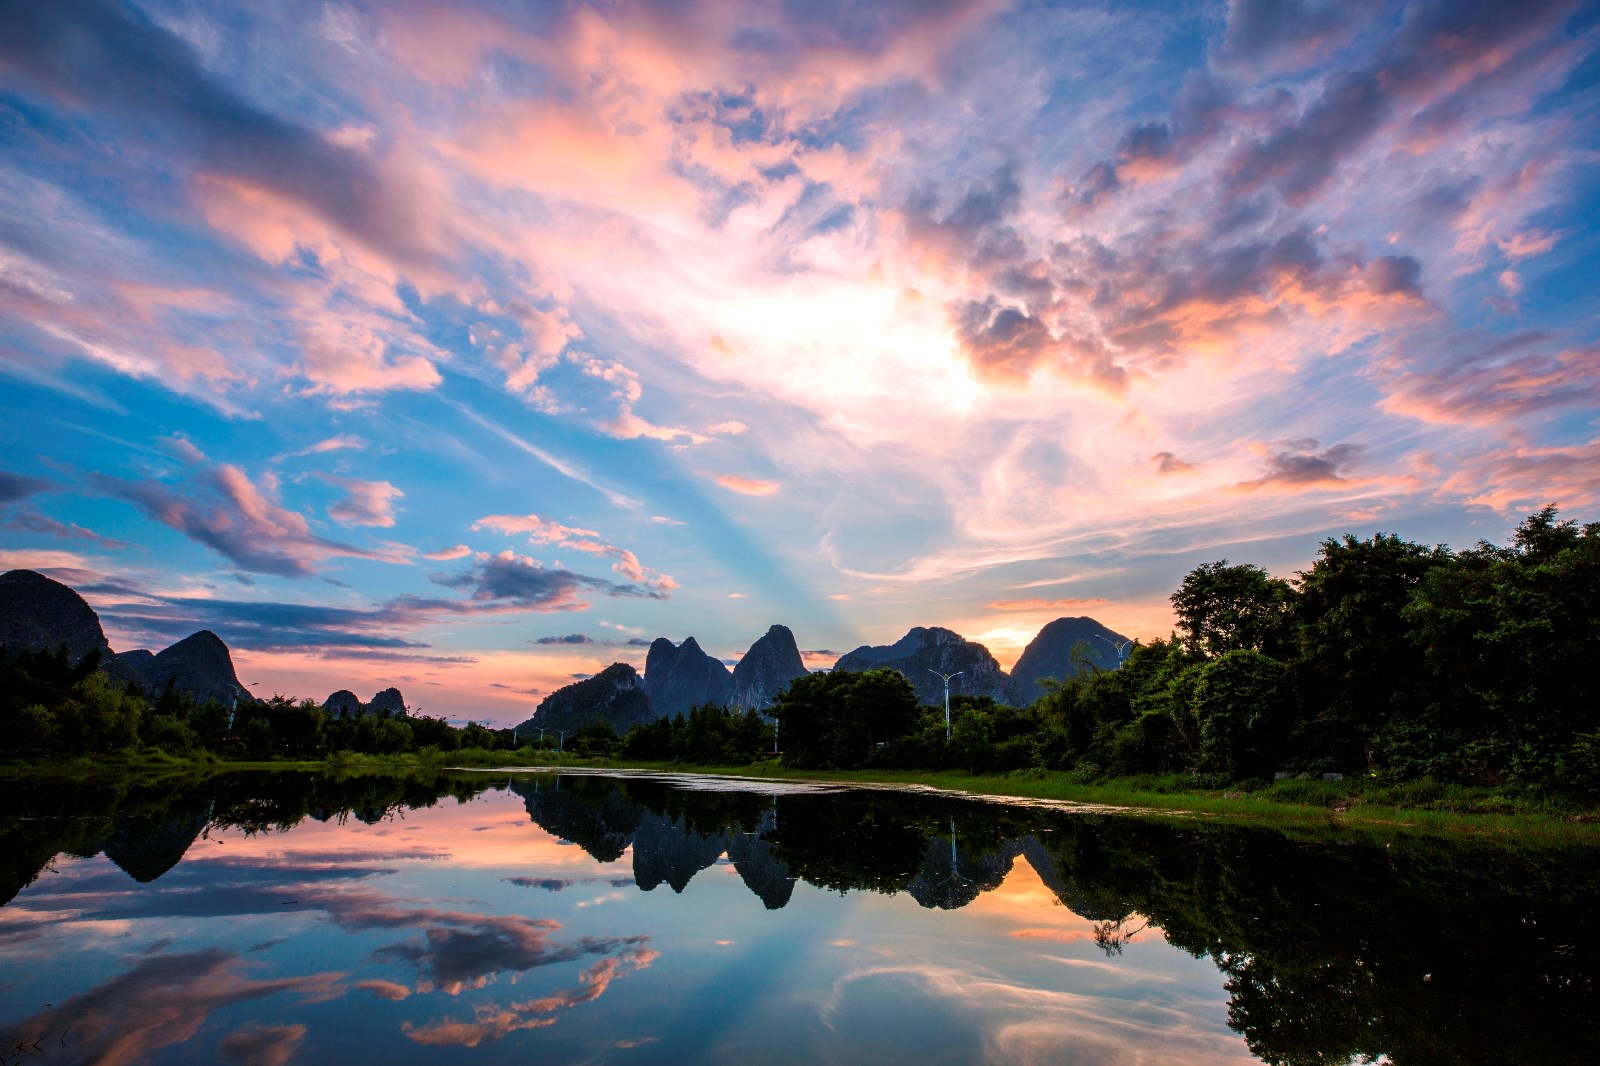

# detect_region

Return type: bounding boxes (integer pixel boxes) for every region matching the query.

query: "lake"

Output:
[2,769,1596,1064]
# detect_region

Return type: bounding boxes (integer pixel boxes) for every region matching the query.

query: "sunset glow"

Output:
[2,0,1596,722]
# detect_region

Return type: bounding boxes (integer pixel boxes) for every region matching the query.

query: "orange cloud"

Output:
[987,598,1109,612]
[714,475,780,496]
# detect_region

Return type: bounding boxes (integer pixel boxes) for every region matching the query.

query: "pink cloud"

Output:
[714,475,781,496]
[424,544,473,561]
[89,458,406,577]
[987,598,1109,611]
[321,476,404,528]
[472,514,676,592]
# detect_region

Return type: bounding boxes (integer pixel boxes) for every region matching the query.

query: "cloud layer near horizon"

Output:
[1,0,1596,721]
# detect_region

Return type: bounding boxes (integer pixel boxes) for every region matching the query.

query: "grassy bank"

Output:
[7,749,1598,840]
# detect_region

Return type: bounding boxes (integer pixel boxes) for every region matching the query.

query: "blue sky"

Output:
[2,0,1597,722]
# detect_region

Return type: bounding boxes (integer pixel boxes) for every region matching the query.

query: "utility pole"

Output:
[927,670,964,741]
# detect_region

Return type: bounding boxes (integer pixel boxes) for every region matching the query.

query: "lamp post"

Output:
[927,669,964,741]
[556,730,566,752]
[1093,635,1133,668]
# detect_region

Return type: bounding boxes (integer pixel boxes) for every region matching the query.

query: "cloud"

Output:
[0,470,50,503]
[424,545,473,561]
[276,435,368,461]
[1151,452,1196,475]
[431,550,670,610]
[322,475,404,528]
[714,475,781,496]
[220,1023,308,1066]
[0,951,341,1066]
[1235,441,1362,492]
[472,514,676,592]
[401,948,659,1047]
[88,459,402,577]
[1380,334,1600,427]
[987,598,1110,611]
[0,510,130,547]
[0,0,450,272]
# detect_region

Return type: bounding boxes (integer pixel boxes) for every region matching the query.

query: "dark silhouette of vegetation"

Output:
[746,507,1599,804]
[4,507,1597,806]
[0,649,512,763]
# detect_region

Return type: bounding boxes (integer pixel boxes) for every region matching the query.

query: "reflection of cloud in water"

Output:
[403,947,660,1047]
[219,1022,308,1066]
[821,964,1254,1065]
[0,950,341,1064]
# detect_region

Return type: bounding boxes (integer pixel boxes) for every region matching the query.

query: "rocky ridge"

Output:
[643,636,733,716]
[730,624,808,711]
[833,626,1021,706]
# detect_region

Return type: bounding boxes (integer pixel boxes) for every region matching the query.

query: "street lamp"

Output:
[927,669,964,741]
[556,729,566,752]
[1093,635,1133,668]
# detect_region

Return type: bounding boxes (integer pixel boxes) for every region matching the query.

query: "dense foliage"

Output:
[763,508,1600,802]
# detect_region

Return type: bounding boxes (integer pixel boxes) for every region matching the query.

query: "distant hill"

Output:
[0,568,253,706]
[834,626,1019,706]
[130,630,250,708]
[517,663,655,735]
[731,624,808,710]
[644,636,733,716]
[0,568,114,664]
[1010,617,1132,697]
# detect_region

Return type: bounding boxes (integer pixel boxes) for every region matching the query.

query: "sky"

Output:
[1,0,1597,724]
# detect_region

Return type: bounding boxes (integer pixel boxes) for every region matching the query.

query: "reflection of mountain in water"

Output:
[511,776,645,863]
[632,811,729,893]
[102,813,211,883]
[727,809,797,910]
[513,779,798,906]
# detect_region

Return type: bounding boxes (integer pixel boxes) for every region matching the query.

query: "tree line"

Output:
[766,507,1600,801]
[0,648,509,761]
[3,507,1595,801]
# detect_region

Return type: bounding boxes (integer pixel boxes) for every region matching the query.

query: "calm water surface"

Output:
[2,770,1597,1064]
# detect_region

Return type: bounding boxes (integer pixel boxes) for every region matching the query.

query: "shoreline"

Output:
[7,753,1598,841]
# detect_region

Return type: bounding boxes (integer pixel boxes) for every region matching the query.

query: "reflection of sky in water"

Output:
[1,781,1255,1064]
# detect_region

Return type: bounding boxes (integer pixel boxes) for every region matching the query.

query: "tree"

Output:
[1191,650,1291,780]
[1172,561,1296,659]
[1291,532,1450,770]
[775,669,920,769]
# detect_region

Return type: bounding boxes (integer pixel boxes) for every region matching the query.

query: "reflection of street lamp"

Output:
[927,670,964,741]
[927,817,974,909]
[1093,635,1133,668]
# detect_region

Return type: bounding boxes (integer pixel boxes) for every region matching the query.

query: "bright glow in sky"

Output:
[2,0,1597,723]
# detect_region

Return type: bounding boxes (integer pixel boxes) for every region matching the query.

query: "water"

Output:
[2,770,1596,1064]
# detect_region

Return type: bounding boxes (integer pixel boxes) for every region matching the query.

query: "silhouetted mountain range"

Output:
[5,568,1131,727]
[323,687,410,719]
[0,569,252,707]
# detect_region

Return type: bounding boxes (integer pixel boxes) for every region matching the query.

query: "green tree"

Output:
[776,669,920,769]
[1173,561,1296,659]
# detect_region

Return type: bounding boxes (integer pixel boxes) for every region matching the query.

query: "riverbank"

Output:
[7,749,1597,840]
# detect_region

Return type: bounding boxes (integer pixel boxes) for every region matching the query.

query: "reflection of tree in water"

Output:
[8,771,1600,1064]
